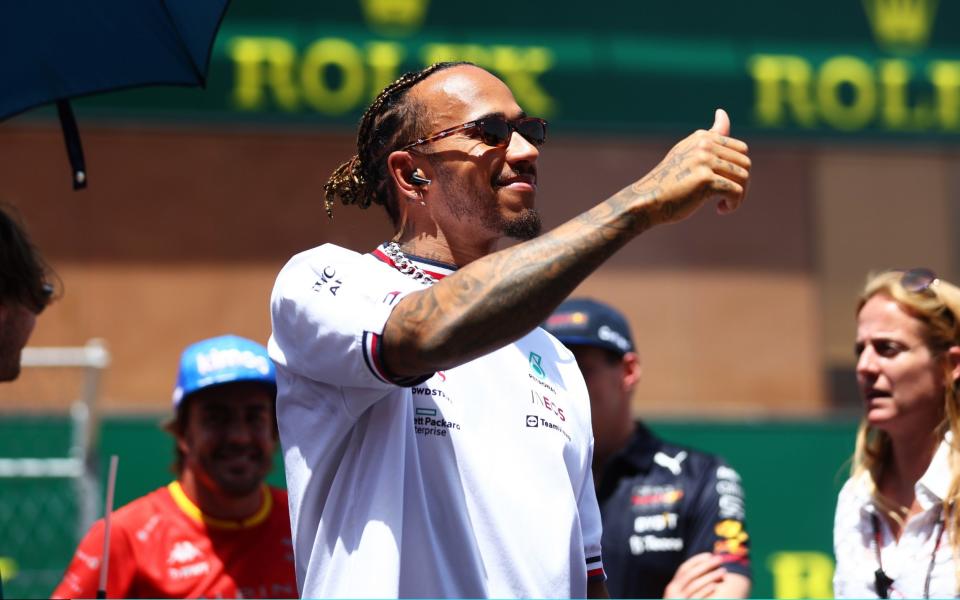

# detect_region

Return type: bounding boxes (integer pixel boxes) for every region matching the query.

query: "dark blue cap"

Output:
[172,334,276,407]
[543,298,635,356]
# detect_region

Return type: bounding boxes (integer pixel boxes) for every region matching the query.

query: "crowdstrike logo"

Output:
[195,348,270,377]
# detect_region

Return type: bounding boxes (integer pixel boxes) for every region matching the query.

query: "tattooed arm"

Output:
[382,109,751,378]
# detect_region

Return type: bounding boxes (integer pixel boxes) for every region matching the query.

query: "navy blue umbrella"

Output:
[0,0,231,189]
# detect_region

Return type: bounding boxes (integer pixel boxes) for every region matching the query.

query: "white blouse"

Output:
[833,436,956,599]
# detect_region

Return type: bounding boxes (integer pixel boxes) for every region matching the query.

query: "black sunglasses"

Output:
[899,267,939,294]
[399,115,548,151]
[896,267,957,328]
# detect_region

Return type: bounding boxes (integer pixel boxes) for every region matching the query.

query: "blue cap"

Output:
[543,298,635,356]
[172,334,276,407]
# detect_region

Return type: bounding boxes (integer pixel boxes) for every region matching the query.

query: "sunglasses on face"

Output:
[399,115,548,152]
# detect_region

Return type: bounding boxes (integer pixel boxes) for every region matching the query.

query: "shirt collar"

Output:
[604,422,661,476]
[168,481,272,530]
[596,423,664,503]
[856,432,954,515]
[917,431,953,506]
[371,243,458,281]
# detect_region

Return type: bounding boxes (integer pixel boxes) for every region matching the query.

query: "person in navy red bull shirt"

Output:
[545,299,751,599]
[52,335,297,599]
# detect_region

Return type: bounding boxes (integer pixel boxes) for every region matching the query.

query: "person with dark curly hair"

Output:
[0,204,53,382]
[270,61,751,598]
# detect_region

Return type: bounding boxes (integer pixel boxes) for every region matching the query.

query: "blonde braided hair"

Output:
[323,61,471,224]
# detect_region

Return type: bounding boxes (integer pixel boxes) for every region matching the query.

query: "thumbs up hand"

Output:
[621,108,751,227]
[709,108,730,136]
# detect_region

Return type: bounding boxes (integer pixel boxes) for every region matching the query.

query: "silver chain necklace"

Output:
[383,242,437,285]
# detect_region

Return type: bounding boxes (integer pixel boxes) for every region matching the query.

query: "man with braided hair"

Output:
[269,61,751,598]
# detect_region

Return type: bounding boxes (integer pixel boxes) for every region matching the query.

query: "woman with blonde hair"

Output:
[834,268,960,598]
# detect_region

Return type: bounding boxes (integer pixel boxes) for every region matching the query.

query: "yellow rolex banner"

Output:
[47,0,960,140]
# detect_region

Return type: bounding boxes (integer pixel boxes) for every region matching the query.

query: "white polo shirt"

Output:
[833,434,955,599]
[269,243,604,598]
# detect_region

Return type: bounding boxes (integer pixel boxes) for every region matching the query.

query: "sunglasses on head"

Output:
[899,267,939,294]
[399,115,548,152]
[895,267,957,327]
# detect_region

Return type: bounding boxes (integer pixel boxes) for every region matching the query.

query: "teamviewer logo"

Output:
[526,415,539,427]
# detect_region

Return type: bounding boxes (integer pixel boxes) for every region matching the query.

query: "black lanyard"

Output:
[871,507,945,599]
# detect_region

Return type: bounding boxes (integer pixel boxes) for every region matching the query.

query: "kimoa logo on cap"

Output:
[195,348,270,376]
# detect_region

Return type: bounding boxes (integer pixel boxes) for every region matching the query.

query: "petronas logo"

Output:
[360,0,430,34]
[529,352,546,379]
[862,0,939,52]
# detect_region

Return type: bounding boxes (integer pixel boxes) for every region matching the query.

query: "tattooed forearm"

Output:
[383,185,660,377]
[382,125,750,377]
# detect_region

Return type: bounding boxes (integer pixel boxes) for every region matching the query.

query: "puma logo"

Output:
[654,451,688,475]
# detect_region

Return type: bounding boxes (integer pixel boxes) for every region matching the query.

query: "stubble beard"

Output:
[500,208,542,241]
[200,448,269,497]
[437,165,542,241]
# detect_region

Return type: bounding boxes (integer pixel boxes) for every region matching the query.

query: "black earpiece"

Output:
[410,172,432,186]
